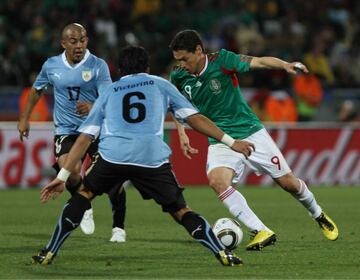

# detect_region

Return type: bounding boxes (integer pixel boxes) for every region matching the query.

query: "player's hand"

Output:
[285,62,309,75]
[179,132,198,159]
[17,118,30,142]
[40,178,65,203]
[231,140,255,159]
[76,102,93,117]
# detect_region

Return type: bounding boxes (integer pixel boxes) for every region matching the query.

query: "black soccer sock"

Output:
[44,193,91,255]
[108,188,126,229]
[180,211,225,255]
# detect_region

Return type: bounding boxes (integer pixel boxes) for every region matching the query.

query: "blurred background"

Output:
[0,0,359,188]
[1,0,360,122]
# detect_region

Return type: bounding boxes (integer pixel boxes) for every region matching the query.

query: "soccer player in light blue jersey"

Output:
[31,46,257,266]
[17,23,127,242]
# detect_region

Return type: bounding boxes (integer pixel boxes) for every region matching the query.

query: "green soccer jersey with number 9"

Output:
[170,48,263,144]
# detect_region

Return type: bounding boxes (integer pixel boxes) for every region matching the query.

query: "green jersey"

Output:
[170,49,263,144]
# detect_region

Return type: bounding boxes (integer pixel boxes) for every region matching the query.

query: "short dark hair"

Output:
[118,46,149,75]
[169,30,204,53]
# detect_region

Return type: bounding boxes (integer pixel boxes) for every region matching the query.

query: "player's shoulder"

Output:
[217,48,236,59]
[88,52,104,62]
[87,52,108,66]
[170,65,188,81]
[208,50,221,62]
[43,53,63,67]
[146,74,170,86]
[217,48,250,61]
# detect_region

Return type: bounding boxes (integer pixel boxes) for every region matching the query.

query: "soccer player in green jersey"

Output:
[169,30,339,250]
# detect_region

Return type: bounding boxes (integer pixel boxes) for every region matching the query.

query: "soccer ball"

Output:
[212,218,243,250]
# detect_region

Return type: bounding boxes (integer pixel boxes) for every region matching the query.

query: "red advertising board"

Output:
[1,123,359,188]
[0,123,54,188]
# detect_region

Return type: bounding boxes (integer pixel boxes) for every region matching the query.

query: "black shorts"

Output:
[83,155,186,213]
[52,134,99,173]
[54,134,99,158]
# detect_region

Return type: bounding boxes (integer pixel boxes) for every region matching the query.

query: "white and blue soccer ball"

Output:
[212,217,243,250]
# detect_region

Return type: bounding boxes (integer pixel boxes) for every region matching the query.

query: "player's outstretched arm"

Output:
[250,57,309,75]
[186,113,255,159]
[171,113,198,159]
[17,87,42,141]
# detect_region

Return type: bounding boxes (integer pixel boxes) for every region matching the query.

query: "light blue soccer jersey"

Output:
[33,50,112,135]
[78,73,198,167]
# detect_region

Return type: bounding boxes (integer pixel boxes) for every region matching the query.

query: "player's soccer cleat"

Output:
[246,230,277,251]
[80,208,95,235]
[315,211,339,241]
[32,250,55,265]
[109,227,126,243]
[216,249,243,266]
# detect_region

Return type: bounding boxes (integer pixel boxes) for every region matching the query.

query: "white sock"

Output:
[292,179,322,218]
[219,186,270,232]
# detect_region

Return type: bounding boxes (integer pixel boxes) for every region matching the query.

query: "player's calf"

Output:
[33,193,91,263]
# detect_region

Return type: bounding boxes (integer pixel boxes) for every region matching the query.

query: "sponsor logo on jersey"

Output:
[195,81,202,87]
[209,79,221,94]
[82,70,92,82]
[49,72,61,80]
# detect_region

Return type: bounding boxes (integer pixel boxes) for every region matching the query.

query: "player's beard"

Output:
[73,51,84,63]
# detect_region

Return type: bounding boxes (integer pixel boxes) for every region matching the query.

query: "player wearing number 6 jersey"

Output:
[31,46,253,266]
[17,23,127,242]
[169,30,339,250]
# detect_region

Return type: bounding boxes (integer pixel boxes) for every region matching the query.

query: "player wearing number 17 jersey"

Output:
[170,30,338,250]
[17,23,126,242]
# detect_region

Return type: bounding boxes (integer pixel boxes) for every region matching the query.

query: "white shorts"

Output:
[206,128,291,184]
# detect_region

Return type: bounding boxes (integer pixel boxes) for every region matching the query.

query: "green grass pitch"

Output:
[0,186,359,279]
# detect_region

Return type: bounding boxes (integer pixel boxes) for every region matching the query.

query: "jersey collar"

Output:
[196,55,208,76]
[62,49,90,69]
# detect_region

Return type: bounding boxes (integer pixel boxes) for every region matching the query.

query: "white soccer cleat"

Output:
[110,227,126,243]
[80,209,95,235]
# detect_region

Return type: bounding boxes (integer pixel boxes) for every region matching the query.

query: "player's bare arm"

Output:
[171,113,199,159]
[76,101,93,117]
[250,57,309,75]
[186,114,255,159]
[17,87,43,141]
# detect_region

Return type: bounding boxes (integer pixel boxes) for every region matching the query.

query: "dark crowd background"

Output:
[0,0,360,122]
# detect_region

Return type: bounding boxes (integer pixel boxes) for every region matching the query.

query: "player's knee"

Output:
[208,177,228,194]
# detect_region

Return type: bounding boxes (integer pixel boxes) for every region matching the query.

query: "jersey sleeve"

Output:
[169,71,177,85]
[159,78,198,122]
[78,90,109,138]
[220,49,252,73]
[96,60,112,94]
[32,60,50,90]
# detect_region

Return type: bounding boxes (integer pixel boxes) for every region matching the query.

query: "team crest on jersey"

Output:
[209,79,221,94]
[82,70,92,82]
